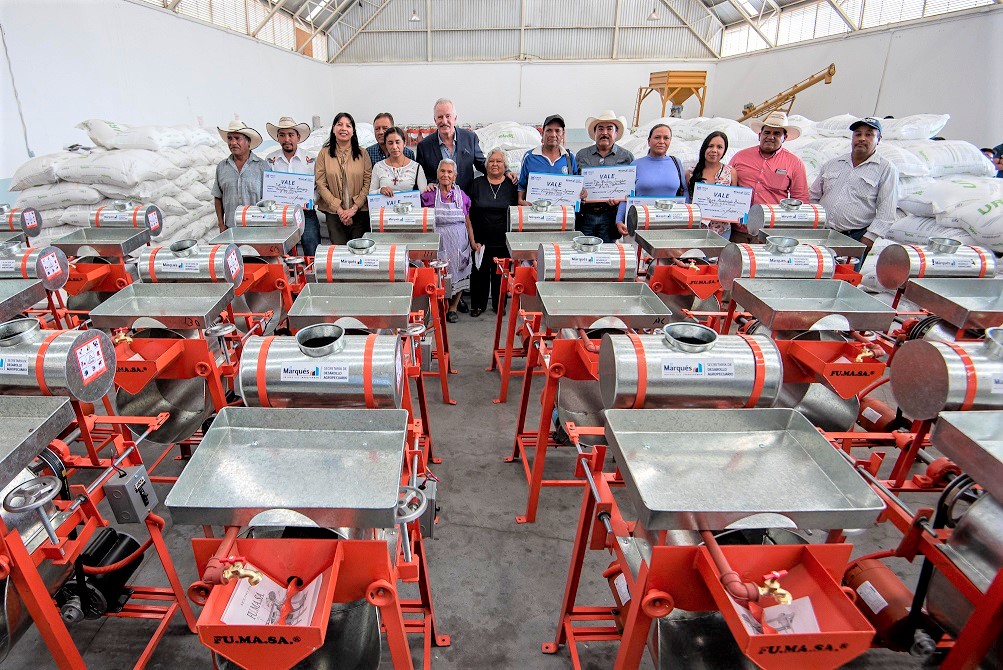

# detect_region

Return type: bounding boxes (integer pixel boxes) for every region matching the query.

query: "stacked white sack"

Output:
[475,122,542,175]
[11,119,227,246]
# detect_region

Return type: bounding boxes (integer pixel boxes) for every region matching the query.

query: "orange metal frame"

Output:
[508,312,599,523]
[408,264,457,406]
[0,411,197,670]
[487,259,541,404]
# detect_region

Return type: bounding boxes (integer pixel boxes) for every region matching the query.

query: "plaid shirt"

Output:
[366,143,415,166]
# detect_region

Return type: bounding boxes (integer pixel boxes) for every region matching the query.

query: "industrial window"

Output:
[140,0,332,61]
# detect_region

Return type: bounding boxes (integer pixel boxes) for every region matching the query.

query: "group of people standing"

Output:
[213,101,900,323]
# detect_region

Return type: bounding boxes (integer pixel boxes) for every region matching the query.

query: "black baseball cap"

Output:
[543,114,566,128]
[849,117,883,134]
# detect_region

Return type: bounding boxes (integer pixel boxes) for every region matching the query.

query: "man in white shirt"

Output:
[810,117,898,250]
[265,116,320,256]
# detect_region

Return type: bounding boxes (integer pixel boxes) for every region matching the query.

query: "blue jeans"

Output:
[301,209,321,257]
[576,207,617,243]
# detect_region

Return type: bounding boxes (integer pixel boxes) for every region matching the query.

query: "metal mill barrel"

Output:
[0,318,116,403]
[314,238,410,283]
[238,324,404,409]
[233,200,305,229]
[627,200,702,233]
[718,236,836,290]
[90,200,164,237]
[370,203,436,233]
[599,322,782,409]
[876,237,995,290]
[0,204,42,239]
[135,239,244,285]
[746,198,827,235]
[0,240,70,291]
[536,236,636,282]
[508,200,576,232]
[890,327,1003,420]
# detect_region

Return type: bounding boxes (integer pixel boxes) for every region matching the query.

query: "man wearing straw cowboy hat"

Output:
[576,111,635,243]
[730,111,809,244]
[265,116,320,257]
[213,120,267,233]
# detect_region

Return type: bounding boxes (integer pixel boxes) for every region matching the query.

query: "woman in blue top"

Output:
[615,124,687,237]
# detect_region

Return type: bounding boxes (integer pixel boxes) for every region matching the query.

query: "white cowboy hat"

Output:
[266,116,312,142]
[749,111,801,141]
[586,111,627,140]
[217,120,263,149]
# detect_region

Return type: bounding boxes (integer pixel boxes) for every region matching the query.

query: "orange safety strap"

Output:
[388,244,397,281]
[379,208,386,232]
[740,244,757,278]
[553,244,562,281]
[240,207,249,227]
[810,204,821,228]
[686,204,695,228]
[326,246,336,282]
[93,206,104,227]
[19,251,31,279]
[35,332,61,396]
[363,334,377,408]
[944,342,978,410]
[768,205,776,229]
[739,335,767,408]
[132,207,141,228]
[257,337,274,408]
[616,244,627,281]
[208,245,220,282]
[906,245,928,278]
[422,208,430,233]
[5,210,14,232]
[281,206,288,227]
[810,245,825,279]
[641,205,651,231]
[517,207,524,232]
[627,333,647,409]
[561,207,568,231]
[973,246,989,278]
[147,246,161,282]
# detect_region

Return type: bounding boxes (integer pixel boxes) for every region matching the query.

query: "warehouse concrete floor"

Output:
[7,305,934,669]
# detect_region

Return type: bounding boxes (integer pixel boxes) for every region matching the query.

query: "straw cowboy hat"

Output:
[217,120,263,149]
[750,111,801,141]
[586,111,627,140]
[266,116,312,142]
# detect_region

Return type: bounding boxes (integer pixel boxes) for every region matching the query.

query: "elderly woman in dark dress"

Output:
[420,159,480,322]
[467,148,518,316]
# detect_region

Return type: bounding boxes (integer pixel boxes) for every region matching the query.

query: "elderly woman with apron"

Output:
[420,159,481,322]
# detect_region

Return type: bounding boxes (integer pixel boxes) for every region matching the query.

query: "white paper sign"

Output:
[74,337,107,384]
[661,357,736,378]
[220,563,323,626]
[582,166,636,201]
[367,190,422,213]
[262,170,315,208]
[0,356,29,375]
[692,182,753,223]
[730,596,821,636]
[526,173,585,207]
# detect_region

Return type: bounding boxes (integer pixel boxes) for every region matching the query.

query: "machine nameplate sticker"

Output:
[280,363,350,382]
[661,358,735,378]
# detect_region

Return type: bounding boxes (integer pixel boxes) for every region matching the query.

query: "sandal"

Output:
[446,311,459,323]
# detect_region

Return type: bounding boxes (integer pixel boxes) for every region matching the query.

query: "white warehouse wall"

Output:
[325,60,716,130]
[0,0,336,175]
[709,6,1003,145]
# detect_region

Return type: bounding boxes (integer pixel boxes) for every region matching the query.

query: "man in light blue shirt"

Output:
[518,114,578,205]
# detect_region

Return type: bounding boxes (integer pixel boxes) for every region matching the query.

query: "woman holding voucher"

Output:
[370,126,427,195]
[468,149,518,316]
[421,159,480,323]
[686,131,740,240]
[315,112,373,243]
[615,124,687,237]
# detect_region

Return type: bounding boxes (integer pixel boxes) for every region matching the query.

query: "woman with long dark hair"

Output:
[686,131,739,239]
[315,112,373,243]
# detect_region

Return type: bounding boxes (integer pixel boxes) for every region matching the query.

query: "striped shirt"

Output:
[212,153,267,228]
[809,152,899,241]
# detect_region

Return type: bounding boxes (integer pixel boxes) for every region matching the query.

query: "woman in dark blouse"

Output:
[467,148,518,316]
